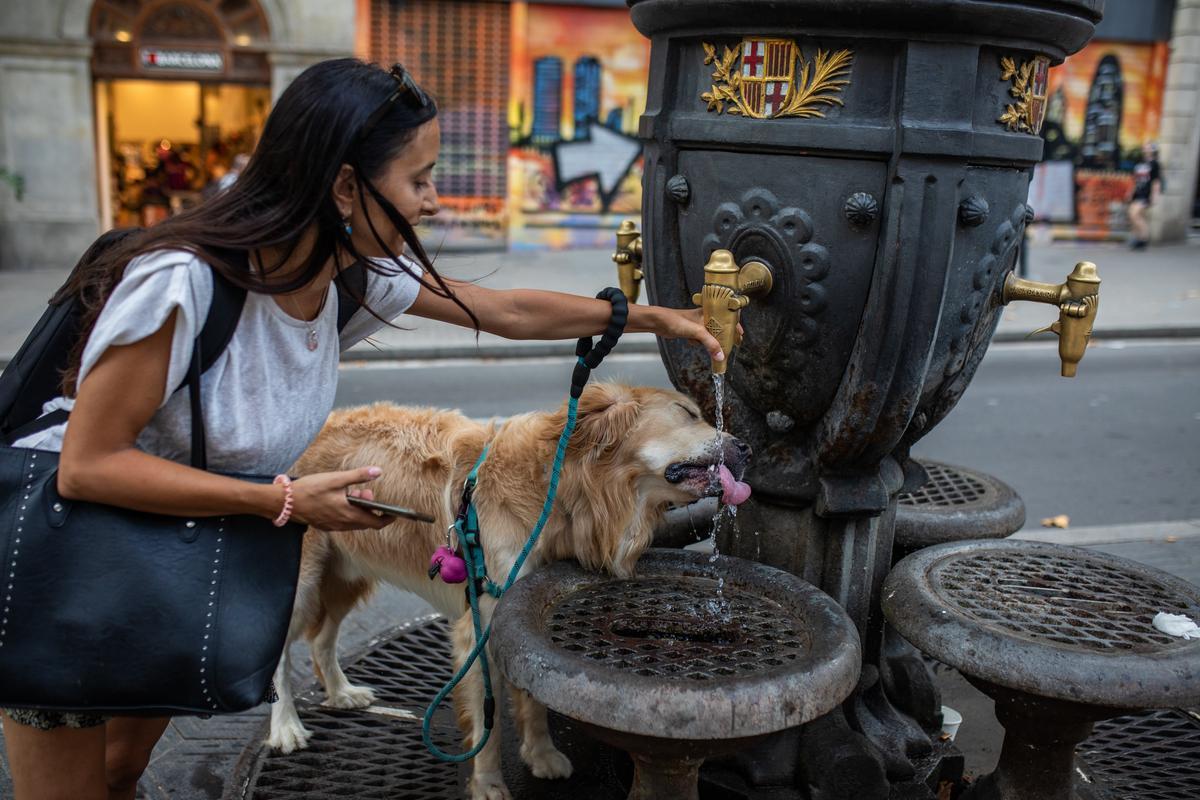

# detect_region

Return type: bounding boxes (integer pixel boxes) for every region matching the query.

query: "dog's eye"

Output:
[675,403,700,420]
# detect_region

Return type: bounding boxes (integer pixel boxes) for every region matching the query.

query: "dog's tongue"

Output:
[717,464,752,506]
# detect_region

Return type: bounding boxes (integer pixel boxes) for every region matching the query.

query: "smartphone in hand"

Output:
[346,495,435,524]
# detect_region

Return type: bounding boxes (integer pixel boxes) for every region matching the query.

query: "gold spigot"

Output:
[1002,261,1101,377]
[691,250,774,375]
[612,219,644,303]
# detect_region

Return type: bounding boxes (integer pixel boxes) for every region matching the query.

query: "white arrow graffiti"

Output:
[553,122,643,210]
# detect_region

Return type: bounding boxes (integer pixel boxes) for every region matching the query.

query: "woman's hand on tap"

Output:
[632,306,742,363]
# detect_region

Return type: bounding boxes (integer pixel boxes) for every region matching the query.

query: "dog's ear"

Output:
[570,383,642,456]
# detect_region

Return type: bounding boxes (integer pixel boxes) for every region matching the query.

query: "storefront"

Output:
[89,0,272,227]
[0,0,352,271]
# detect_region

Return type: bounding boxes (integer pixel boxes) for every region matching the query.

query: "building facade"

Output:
[2,0,1195,271]
[1157,0,1200,241]
[0,0,354,271]
[1029,0,1199,240]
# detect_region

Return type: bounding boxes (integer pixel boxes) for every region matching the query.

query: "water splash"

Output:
[707,374,731,599]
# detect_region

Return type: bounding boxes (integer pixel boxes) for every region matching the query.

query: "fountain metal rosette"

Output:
[624,0,1103,793]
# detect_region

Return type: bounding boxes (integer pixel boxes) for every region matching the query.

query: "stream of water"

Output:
[707,374,735,602]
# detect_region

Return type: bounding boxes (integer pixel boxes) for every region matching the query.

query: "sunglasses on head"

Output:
[356,63,432,146]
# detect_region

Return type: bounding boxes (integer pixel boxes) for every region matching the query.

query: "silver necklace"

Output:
[285,289,329,352]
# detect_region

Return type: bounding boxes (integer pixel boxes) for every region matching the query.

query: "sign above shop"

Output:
[139,48,224,72]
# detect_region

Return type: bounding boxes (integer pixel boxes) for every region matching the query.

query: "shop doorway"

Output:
[89,0,271,227]
[96,79,268,226]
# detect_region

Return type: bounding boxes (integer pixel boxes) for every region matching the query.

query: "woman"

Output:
[1,58,722,800]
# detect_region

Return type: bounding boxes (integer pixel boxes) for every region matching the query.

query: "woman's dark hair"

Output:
[57,58,473,395]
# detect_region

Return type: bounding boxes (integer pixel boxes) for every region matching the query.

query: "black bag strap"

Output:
[188,332,207,470]
[3,409,71,445]
[0,304,77,442]
[178,268,247,392]
[334,260,367,333]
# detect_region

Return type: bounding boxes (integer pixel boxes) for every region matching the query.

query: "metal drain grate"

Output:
[249,711,457,799]
[931,549,1198,652]
[233,617,462,800]
[1078,709,1200,800]
[314,617,457,708]
[547,575,809,680]
[898,462,989,507]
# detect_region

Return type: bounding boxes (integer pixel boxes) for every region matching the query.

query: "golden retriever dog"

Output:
[266,383,751,800]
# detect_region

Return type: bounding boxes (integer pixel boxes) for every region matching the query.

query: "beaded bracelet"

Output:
[272,474,295,527]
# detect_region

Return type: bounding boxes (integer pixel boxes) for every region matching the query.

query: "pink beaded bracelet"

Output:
[272,474,295,527]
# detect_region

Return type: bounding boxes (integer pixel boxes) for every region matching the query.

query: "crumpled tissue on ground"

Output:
[1152,612,1200,639]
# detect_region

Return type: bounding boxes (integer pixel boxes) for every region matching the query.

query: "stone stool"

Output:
[492,548,862,800]
[883,539,1200,800]
[894,460,1025,561]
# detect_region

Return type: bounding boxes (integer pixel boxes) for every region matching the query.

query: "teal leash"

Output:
[422,289,627,763]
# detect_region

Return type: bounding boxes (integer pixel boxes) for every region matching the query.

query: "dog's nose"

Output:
[734,438,752,461]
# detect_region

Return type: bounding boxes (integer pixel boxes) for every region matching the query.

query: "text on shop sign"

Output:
[140,48,224,72]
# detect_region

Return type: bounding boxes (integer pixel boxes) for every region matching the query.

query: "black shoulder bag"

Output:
[0,249,368,716]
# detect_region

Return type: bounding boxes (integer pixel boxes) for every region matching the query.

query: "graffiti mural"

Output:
[508,3,649,248]
[1030,40,1169,235]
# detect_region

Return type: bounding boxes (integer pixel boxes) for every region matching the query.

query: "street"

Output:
[334,338,1200,532]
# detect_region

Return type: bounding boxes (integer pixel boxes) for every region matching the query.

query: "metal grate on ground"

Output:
[898,461,990,507]
[228,616,462,800]
[1078,708,1200,800]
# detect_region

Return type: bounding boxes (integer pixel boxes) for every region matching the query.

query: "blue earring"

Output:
[343,219,353,235]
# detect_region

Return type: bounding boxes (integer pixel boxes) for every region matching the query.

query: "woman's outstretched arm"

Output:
[407,280,726,362]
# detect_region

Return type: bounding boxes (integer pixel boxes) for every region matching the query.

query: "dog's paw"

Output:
[522,743,574,780]
[321,683,376,709]
[468,772,512,800]
[266,719,312,753]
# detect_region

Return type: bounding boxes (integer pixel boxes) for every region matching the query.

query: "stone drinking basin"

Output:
[492,548,862,799]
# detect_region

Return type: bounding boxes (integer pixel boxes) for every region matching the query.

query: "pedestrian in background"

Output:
[1128,141,1163,250]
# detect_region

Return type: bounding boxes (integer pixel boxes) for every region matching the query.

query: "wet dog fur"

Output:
[265,383,749,800]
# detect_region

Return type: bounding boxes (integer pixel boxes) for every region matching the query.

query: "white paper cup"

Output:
[940,705,963,741]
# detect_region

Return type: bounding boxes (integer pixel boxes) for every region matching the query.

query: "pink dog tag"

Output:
[429,545,467,584]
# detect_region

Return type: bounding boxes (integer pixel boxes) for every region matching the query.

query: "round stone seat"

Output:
[883,539,1200,800]
[894,460,1025,559]
[493,548,861,800]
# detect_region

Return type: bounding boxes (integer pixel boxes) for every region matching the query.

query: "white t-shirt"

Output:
[14,249,424,474]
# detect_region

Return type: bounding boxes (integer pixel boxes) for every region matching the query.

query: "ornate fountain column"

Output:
[627,1,1103,795]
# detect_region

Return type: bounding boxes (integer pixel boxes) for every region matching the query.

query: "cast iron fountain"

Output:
[612,0,1106,796]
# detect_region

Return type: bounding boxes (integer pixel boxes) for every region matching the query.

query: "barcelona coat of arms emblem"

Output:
[702,38,854,120]
[998,54,1051,134]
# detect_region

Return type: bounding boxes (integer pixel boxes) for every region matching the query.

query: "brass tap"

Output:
[691,250,774,374]
[1002,261,1101,377]
[612,219,644,303]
